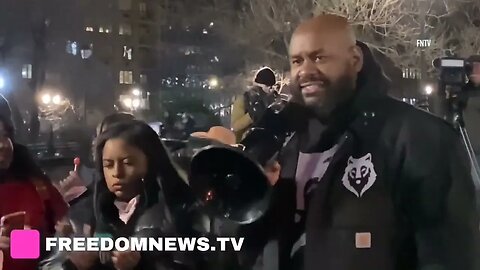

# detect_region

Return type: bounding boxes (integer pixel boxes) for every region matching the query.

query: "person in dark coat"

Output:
[231,67,280,142]
[40,120,195,270]
[239,14,480,270]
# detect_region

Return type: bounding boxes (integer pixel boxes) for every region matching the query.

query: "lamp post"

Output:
[420,84,434,111]
[39,91,66,156]
[208,77,219,89]
[80,45,92,125]
[424,85,433,95]
[120,87,145,113]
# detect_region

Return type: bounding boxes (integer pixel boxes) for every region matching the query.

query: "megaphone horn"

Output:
[188,144,272,224]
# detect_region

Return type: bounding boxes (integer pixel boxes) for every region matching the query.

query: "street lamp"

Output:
[122,97,132,109]
[42,93,52,105]
[424,85,433,95]
[132,98,140,109]
[52,95,62,105]
[132,88,141,96]
[81,45,93,125]
[208,77,219,89]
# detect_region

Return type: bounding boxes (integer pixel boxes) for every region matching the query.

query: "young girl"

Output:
[41,120,195,270]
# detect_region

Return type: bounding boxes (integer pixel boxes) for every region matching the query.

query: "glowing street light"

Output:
[132,88,141,96]
[42,93,52,105]
[425,85,433,95]
[209,77,219,89]
[132,98,141,109]
[52,95,62,105]
[122,97,132,108]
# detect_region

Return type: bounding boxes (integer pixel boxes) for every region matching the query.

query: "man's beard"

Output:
[292,73,356,123]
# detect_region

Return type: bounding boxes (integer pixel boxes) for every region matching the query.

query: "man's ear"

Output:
[351,45,363,72]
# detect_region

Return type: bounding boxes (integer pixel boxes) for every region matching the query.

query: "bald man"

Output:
[239,15,480,270]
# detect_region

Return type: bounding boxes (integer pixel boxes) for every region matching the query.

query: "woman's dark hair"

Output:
[94,120,188,209]
[0,114,14,141]
[96,112,135,136]
[0,116,47,181]
[0,94,13,127]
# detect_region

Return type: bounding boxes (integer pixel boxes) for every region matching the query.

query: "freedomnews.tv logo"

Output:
[9,230,41,259]
[7,230,245,259]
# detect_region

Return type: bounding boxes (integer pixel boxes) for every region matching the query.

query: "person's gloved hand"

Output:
[56,171,87,202]
[245,86,269,123]
[59,171,84,190]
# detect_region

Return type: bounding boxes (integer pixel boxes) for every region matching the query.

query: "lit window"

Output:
[81,44,93,59]
[402,67,420,79]
[85,26,94,32]
[66,41,72,54]
[22,64,32,79]
[119,0,131,11]
[123,46,132,60]
[66,41,78,55]
[119,71,133,84]
[99,27,104,33]
[119,24,132,35]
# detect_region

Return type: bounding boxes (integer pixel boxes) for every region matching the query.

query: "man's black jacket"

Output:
[239,42,480,270]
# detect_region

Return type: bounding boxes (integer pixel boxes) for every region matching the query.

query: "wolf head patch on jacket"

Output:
[342,153,377,198]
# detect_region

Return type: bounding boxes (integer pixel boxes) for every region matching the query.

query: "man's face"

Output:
[289,30,361,119]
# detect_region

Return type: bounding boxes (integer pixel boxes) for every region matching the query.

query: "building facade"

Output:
[151,0,243,127]
[78,0,163,113]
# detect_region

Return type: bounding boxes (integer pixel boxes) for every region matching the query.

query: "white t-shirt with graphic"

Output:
[295,144,340,213]
[290,144,339,258]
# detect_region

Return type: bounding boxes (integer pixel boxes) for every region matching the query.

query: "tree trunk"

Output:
[29,17,48,142]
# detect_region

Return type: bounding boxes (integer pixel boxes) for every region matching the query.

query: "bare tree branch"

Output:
[213,0,478,73]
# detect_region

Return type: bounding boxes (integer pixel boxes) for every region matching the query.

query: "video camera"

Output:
[433,55,480,91]
[430,55,480,119]
[432,55,480,193]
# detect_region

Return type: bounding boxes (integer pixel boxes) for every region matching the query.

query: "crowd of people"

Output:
[0,13,479,270]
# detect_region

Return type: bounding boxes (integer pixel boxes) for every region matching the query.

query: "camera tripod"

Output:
[447,91,480,189]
